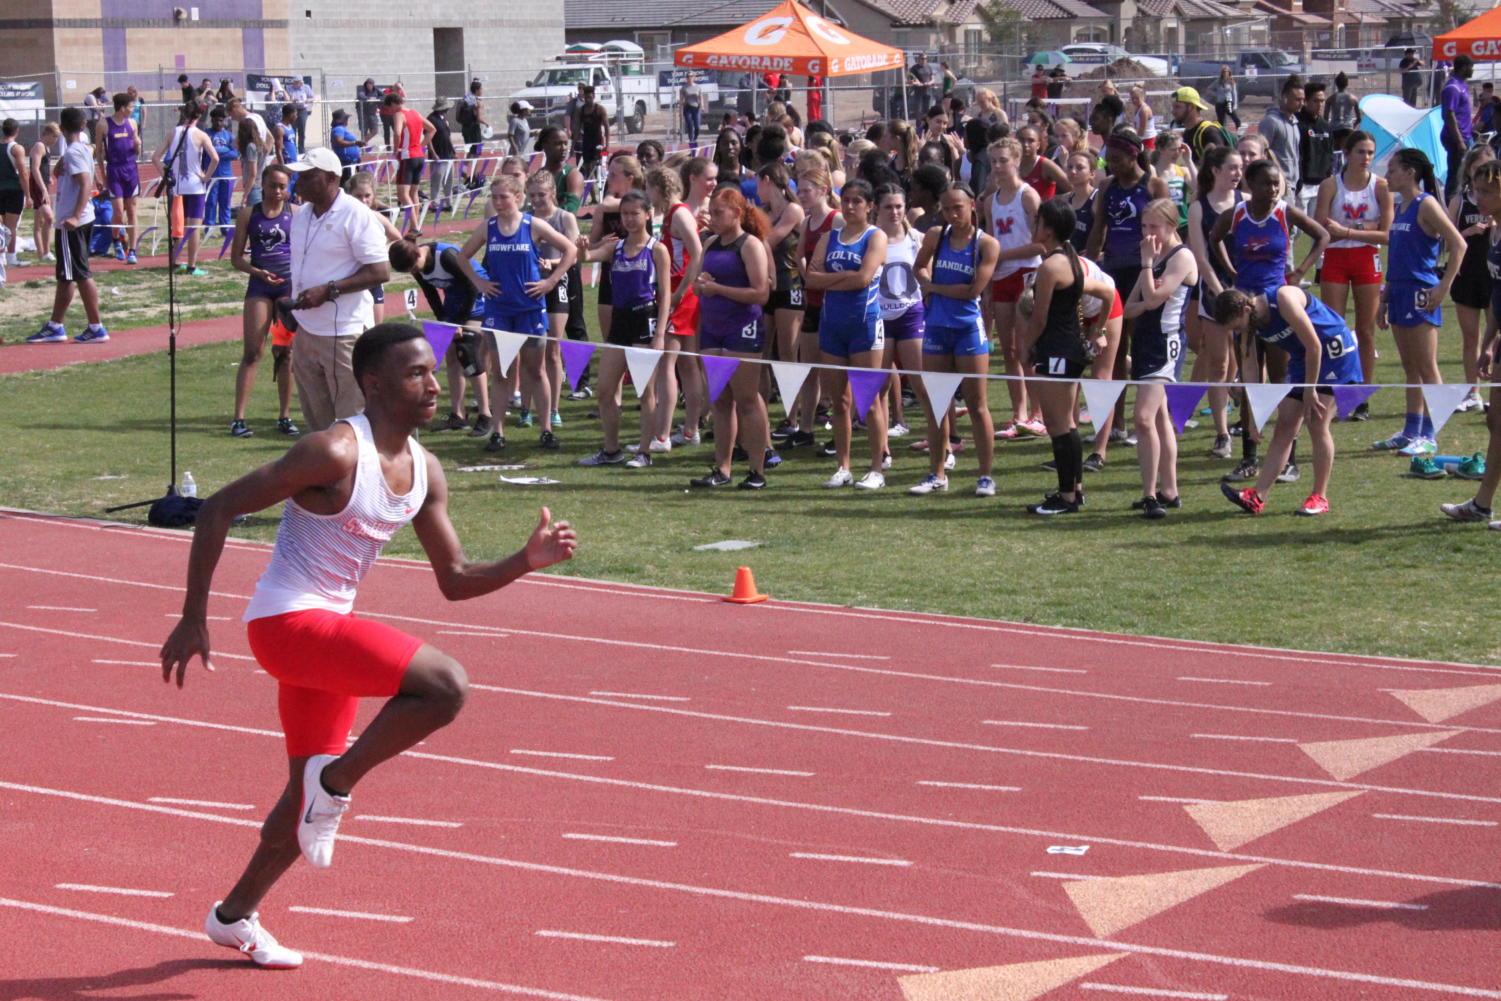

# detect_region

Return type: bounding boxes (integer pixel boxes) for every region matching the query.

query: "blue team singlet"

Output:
[483,214,545,334]
[1230,199,1290,296]
[820,225,884,356]
[1258,287,1362,387]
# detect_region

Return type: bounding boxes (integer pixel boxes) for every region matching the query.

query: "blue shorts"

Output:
[442,289,483,324]
[882,304,924,342]
[923,319,989,356]
[1287,348,1363,389]
[486,308,546,336]
[819,312,885,357]
[1387,282,1442,328]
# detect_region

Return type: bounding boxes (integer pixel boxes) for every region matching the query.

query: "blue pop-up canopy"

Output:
[1358,94,1448,189]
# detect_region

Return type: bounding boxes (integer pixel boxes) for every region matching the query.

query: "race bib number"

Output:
[789,285,804,307]
[1325,333,1354,359]
[1048,356,1067,375]
[871,318,885,350]
[1167,337,1181,360]
[403,288,419,316]
[556,271,570,305]
[741,320,758,340]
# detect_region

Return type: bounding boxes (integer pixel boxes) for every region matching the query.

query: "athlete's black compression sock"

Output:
[1242,433,1258,463]
[320,767,348,799]
[1288,439,1298,463]
[1052,431,1082,497]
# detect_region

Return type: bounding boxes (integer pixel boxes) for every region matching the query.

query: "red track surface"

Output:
[1,510,1498,1001]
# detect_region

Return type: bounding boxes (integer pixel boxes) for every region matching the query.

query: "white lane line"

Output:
[6,607,1495,738]
[92,659,162,667]
[289,905,414,923]
[0,897,611,1000]
[11,551,1501,680]
[0,653,15,657]
[1032,871,1101,880]
[1191,734,1299,743]
[990,662,1089,674]
[983,719,1090,731]
[786,705,892,717]
[7,785,1501,999]
[161,613,231,621]
[8,697,1501,891]
[705,765,815,777]
[1177,677,1273,687]
[786,650,891,660]
[437,630,511,638]
[561,833,678,847]
[509,750,614,761]
[1374,814,1498,827]
[1422,747,1501,757]
[803,955,939,973]
[27,605,96,612]
[1139,796,1218,804]
[916,780,1022,791]
[74,716,154,726]
[534,930,674,948]
[789,852,912,866]
[55,883,173,898]
[356,815,465,828]
[1293,894,1429,911]
[1080,984,1229,1000]
[589,691,690,702]
[0,621,256,661]
[148,797,254,810]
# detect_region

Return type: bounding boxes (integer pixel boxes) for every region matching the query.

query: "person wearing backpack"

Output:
[1171,87,1231,163]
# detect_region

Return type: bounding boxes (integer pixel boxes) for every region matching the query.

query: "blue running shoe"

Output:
[1372,430,1412,451]
[27,323,67,343]
[74,325,110,343]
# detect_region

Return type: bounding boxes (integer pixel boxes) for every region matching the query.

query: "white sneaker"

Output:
[625,452,651,468]
[975,475,997,497]
[205,902,304,968]
[854,471,886,490]
[648,436,673,454]
[908,474,948,495]
[823,468,854,488]
[943,451,956,471]
[297,753,350,869]
[671,428,701,446]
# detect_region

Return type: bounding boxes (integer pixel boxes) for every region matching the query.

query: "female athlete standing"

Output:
[1186,145,1244,459]
[1373,148,1465,457]
[1315,130,1392,421]
[689,187,773,489]
[981,137,1045,437]
[757,162,806,441]
[874,183,924,439]
[1123,199,1198,518]
[910,183,1000,496]
[575,190,671,467]
[229,164,299,439]
[807,178,889,489]
[1023,200,1117,515]
[648,166,707,450]
[1016,125,1067,202]
[792,164,844,451]
[526,169,578,440]
[1445,145,1496,415]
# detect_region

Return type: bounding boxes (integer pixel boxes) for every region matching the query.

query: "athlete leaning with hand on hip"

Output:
[160,322,577,969]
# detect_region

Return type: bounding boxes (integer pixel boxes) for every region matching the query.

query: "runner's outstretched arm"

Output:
[410,452,577,601]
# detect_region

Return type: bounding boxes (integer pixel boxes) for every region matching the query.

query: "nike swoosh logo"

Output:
[304,801,316,824]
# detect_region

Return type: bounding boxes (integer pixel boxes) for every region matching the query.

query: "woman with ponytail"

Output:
[1373,147,1467,457]
[758,161,807,444]
[1023,198,1118,515]
[1187,144,1244,460]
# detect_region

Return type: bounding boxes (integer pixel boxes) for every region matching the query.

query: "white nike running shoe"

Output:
[205,901,303,968]
[297,753,350,868]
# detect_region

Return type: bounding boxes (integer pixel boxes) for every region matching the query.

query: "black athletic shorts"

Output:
[804,304,821,332]
[56,225,92,283]
[544,265,569,314]
[0,189,23,215]
[399,158,425,186]
[1451,271,1493,311]
[597,261,613,307]
[607,304,657,346]
[769,286,805,313]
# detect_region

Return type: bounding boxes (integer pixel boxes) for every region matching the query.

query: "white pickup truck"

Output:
[510,58,678,135]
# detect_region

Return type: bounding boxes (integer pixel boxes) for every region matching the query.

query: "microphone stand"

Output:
[106,119,191,518]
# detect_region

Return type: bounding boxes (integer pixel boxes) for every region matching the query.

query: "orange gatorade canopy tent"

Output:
[1434,7,1501,61]
[673,0,903,78]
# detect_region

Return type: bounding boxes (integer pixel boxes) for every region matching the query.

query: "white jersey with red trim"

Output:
[1080,257,1116,321]
[989,185,1041,280]
[244,413,429,621]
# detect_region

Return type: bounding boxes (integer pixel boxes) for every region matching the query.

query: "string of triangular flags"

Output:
[421,321,1489,439]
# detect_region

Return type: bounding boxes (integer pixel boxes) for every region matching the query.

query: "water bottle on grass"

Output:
[181,471,197,498]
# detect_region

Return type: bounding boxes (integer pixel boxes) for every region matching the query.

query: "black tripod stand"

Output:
[105,120,200,526]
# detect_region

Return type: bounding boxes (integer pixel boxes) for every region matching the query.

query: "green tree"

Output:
[1426,0,1468,35]
[978,0,1031,54]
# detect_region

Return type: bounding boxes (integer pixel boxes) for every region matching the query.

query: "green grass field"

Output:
[2,252,1498,666]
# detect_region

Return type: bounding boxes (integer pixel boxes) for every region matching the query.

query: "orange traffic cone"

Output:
[723,565,768,604]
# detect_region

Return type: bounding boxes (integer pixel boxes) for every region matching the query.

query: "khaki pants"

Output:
[292,331,365,431]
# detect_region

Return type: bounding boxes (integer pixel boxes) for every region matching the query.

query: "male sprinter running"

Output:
[160,321,577,968]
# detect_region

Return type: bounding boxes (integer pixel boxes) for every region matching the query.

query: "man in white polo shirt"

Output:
[285,147,391,431]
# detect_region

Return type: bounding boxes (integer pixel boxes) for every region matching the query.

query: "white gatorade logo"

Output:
[746,17,793,45]
[807,16,851,45]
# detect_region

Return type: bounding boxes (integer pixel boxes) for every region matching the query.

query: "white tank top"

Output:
[878,229,922,319]
[1080,257,1116,320]
[170,125,206,196]
[990,186,1041,279]
[244,414,429,621]
[1329,171,1378,249]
